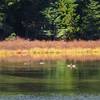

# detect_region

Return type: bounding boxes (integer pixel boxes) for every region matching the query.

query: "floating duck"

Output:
[24,62,29,65]
[67,64,77,69]
[39,62,45,65]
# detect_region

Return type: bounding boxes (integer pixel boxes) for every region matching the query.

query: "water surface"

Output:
[0,60,100,99]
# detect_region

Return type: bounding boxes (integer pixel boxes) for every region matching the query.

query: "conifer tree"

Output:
[43,0,79,40]
[80,0,100,39]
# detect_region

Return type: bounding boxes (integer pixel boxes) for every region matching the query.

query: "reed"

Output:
[0,39,100,49]
[0,39,100,61]
[0,48,100,58]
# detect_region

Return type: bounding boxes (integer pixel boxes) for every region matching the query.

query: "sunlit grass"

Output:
[0,48,100,58]
[0,39,100,61]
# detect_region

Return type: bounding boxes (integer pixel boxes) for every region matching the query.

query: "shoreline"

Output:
[0,48,100,62]
[0,39,100,50]
[0,40,100,62]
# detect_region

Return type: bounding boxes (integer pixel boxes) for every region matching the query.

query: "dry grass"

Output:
[0,38,100,62]
[0,48,100,62]
[0,38,100,50]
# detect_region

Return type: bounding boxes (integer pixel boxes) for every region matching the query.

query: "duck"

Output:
[39,62,45,65]
[24,62,29,65]
[67,64,77,69]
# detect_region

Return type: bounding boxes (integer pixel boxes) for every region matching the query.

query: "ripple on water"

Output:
[0,95,100,100]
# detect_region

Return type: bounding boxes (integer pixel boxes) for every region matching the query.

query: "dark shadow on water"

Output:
[0,60,100,95]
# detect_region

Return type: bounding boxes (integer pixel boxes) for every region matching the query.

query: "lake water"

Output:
[0,60,100,100]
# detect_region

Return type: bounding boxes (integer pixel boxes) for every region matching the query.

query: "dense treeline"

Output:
[0,0,100,40]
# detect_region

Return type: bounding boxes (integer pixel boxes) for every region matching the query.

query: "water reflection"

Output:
[0,60,100,95]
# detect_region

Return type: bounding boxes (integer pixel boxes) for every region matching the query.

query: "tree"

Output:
[80,0,100,40]
[42,0,79,40]
[0,0,19,40]
[0,0,50,40]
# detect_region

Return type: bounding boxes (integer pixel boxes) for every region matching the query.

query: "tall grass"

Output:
[0,39,100,49]
[0,39,100,62]
[0,48,100,62]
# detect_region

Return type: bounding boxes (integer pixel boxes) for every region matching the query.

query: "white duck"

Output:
[39,62,45,65]
[67,64,77,69]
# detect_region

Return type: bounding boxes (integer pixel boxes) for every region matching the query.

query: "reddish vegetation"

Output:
[0,38,100,50]
[0,38,100,62]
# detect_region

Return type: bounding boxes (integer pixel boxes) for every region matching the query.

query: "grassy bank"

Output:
[0,48,100,62]
[0,39,100,49]
[0,39,100,61]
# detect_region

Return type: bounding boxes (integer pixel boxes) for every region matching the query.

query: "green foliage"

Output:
[42,0,79,40]
[0,13,5,29]
[80,0,100,39]
[56,29,74,40]
[5,0,17,6]
[0,0,100,40]
[5,32,16,41]
[0,0,48,39]
[0,0,17,37]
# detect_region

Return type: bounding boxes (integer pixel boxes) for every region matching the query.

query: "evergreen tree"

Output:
[0,0,19,40]
[80,0,100,40]
[0,0,50,40]
[42,0,79,40]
